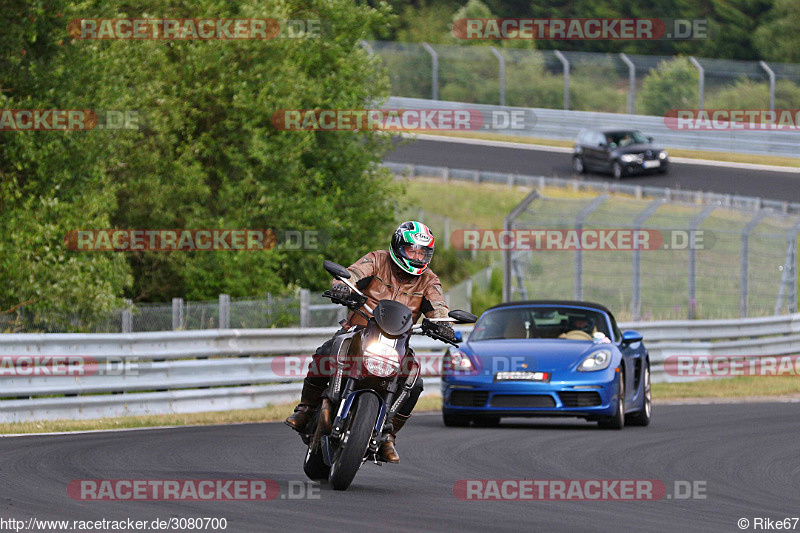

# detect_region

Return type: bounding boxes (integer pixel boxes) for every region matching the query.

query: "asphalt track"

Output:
[1,402,798,533]
[385,137,800,202]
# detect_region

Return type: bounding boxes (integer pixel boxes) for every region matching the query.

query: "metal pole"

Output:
[775,222,800,314]
[359,40,374,55]
[443,217,451,249]
[172,297,183,330]
[503,189,540,302]
[739,210,770,318]
[573,195,609,300]
[554,50,570,110]
[300,289,310,328]
[632,199,665,320]
[759,60,776,111]
[122,299,132,333]
[421,42,438,100]
[620,53,636,114]
[490,46,505,106]
[689,57,704,110]
[219,294,230,329]
[688,204,716,318]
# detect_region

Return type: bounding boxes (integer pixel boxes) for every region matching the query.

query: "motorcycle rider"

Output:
[285,221,455,463]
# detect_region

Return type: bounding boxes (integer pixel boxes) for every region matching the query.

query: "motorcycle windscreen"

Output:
[372,300,414,336]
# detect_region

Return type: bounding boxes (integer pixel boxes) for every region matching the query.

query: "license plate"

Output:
[495,371,549,381]
[642,160,660,169]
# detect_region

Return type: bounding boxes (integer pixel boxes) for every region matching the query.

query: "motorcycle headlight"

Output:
[619,154,637,163]
[364,343,400,377]
[577,350,612,372]
[659,150,668,159]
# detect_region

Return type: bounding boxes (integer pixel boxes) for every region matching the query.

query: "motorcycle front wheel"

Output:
[328,393,380,490]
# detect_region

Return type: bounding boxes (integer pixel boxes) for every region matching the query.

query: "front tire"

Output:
[598,372,625,430]
[328,394,380,490]
[612,161,625,180]
[627,362,651,427]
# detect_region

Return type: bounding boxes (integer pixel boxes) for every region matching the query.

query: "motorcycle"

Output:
[297,260,477,490]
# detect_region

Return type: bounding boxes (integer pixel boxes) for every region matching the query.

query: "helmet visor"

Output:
[401,244,434,267]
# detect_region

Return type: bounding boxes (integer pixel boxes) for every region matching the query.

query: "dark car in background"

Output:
[573,129,669,179]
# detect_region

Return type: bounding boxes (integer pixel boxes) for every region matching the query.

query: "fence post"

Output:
[554,50,570,110]
[219,294,230,329]
[489,46,505,106]
[619,53,636,114]
[465,278,473,313]
[688,204,717,318]
[266,292,273,326]
[172,297,183,330]
[573,195,609,300]
[632,199,665,320]
[442,217,450,249]
[421,42,439,100]
[740,210,770,318]
[300,289,310,328]
[759,61,776,111]
[359,40,374,55]
[121,299,132,333]
[775,222,800,314]
[503,189,540,302]
[689,57,704,110]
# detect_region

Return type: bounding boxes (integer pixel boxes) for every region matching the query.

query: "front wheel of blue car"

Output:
[598,372,625,430]
[627,363,651,427]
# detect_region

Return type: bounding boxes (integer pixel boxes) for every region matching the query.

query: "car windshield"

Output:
[605,131,649,147]
[470,306,611,342]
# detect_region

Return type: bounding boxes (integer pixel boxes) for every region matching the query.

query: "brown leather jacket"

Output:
[333,250,449,329]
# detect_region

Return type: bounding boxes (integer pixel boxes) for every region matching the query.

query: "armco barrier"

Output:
[0,313,798,423]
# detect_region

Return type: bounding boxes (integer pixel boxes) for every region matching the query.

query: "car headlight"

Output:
[445,349,473,373]
[619,154,637,163]
[577,350,612,372]
[364,343,400,377]
[659,150,668,159]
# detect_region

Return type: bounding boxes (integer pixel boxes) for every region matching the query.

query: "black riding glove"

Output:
[330,284,351,301]
[438,322,456,342]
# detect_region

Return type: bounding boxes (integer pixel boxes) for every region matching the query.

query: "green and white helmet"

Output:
[390,221,435,275]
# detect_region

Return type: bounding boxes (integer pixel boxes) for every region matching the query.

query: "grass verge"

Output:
[420,131,800,168]
[2,379,798,435]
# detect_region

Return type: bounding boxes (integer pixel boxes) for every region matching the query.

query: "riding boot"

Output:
[285,380,326,431]
[379,413,410,463]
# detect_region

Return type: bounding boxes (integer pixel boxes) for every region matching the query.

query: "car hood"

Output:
[613,143,663,155]
[463,339,609,373]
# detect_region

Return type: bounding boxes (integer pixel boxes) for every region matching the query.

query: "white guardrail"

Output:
[0,314,799,423]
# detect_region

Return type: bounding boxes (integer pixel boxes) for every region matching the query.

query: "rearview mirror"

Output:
[621,330,643,344]
[323,260,351,280]
[449,309,478,324]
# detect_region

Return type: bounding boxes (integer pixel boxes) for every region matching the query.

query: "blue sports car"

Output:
[441,300,650,429]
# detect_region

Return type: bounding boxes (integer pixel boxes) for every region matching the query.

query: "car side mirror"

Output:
[454,331,463,343]
[598,141,607,147]
[323,260,350,280]
[621,330,643,345]
[647,136,654,143]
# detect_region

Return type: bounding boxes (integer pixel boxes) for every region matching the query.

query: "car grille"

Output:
[449,390,489,407]
[488,395,556,408]
[558,391,602,407]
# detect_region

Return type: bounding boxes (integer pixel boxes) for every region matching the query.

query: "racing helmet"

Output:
[390,221,435,275]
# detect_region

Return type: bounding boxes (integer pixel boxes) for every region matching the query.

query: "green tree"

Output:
[754,0,800,62]
[639,57,699,116]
